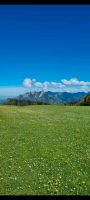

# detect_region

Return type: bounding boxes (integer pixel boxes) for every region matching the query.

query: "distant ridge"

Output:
[15,91,89,104]
[1,91,90,105]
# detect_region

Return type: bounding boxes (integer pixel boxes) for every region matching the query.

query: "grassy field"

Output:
[0,105,90,195]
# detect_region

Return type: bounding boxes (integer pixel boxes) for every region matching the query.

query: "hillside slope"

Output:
[76,94,90,106]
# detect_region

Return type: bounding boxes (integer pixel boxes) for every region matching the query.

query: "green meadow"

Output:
[0,105,90,195]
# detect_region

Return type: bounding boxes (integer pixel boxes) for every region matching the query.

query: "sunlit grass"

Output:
[0,105,90,195]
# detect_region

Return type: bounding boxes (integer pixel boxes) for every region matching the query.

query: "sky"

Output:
[0,5,90,96]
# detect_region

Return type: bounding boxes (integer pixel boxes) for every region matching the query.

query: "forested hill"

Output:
[76,94,90,106]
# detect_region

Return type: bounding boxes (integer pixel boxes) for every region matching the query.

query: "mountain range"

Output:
[15,91,89,104]
[1,91,90,105]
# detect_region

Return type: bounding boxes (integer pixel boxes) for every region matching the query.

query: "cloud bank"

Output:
[0,77,90,97]
[23,77,90,93]
[61,78,90,86]
[23,78,65,92]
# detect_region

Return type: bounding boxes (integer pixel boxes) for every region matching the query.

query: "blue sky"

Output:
[0,5,90,96]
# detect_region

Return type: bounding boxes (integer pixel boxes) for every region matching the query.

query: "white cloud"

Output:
[80,85,90,93]
[79,81,90,86]
[43,81,50,91]
[23,78,66,91]
[61,77,90,86]
[43,81,50,87]
[22,77,90,93]
[61,78,80,85]
[34,81,43,88]
[50,82,65,88]
[23,78,32,88]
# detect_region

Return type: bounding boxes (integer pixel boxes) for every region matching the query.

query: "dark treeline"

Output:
[64,101,78,106]
[4,98,50,106]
